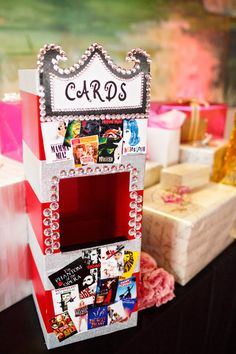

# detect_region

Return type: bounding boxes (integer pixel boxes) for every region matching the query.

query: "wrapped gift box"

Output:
[144,161,162,189]
[151,101,227,142]
[160,163,210,190]
[0,99,23,162]
[142,183,236,285]
[180,140,227,182]
[0,155,30,311]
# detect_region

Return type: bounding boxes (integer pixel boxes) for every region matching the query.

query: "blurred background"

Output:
[1,0,236,134]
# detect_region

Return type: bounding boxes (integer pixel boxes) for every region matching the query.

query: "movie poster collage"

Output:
[48,244,139,342]
[41,118,147,165]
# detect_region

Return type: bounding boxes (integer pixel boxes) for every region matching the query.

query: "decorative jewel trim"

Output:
[45,247,53,255]
[128,190,143,239]
[43,189,61,254]
[56,164,133,180]
[40,112,149,123]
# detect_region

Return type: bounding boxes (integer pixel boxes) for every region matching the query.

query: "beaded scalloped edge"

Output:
[37,43,151,122]
[37,43,151,76]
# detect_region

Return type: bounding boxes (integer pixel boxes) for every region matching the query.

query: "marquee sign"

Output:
[37,43,151,119]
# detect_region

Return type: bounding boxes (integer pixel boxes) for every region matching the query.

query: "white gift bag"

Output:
[147,109,186,167]
[147,127,180,167]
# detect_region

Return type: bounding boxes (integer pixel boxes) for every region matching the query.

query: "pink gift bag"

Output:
[0,98,23,162]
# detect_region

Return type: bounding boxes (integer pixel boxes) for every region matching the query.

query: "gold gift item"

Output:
[178,99,209,143]
[220,114,236,186]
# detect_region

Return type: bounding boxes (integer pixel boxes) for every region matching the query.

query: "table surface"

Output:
[1,241,236,354]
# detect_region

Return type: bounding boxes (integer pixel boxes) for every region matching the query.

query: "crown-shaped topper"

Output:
[37,43,151,120]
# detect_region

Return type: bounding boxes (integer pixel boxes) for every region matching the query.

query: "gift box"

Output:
[147,109,186,167]
[160,163,210,191]
[180,140,227,182]
[144,161,162,189]
[142,183,236,285]
[151,101,227,142]
[0,155,30,312]
[0,96,23,162]
[19,43,151,349]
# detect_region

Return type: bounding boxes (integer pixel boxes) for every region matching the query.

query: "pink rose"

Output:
[146,268,175,293]
[138,281,156,311]
[140,252,157,274]
[139,281,155,301]
[155,292,175,307]
[139,297,156,311]
[138,253,175,311]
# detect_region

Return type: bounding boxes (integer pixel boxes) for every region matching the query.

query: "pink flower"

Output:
[161,193,184,205]
[138,281,156,311]
[176,185,191,195]
[139,252,175,311]
[140,252,157,274]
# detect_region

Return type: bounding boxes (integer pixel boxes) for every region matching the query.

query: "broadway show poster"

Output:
[98,119,123,164]
[77,262,98,305]
[100,245,124,279]
[49,312,77,342]
[115,277,137,315]
[122,118,147,155]
[95,277,118,306]
[41,121,73,163]
[63,120,81,147]
[74,299,91,333]
[71,135,98,166]
[122,251,139,279]
[107,300,127,325]
[48,257,85,289]
[51,284,79,315]
[80,120,100,137]
[82,248,101,281]
[82,248,101,269]
[88,306,108,329]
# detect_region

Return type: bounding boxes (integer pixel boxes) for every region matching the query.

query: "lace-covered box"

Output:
[144,161,162,189]
[142,182,236,285]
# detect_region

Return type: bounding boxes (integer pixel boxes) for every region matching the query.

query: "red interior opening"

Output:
[59,172,130,251]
